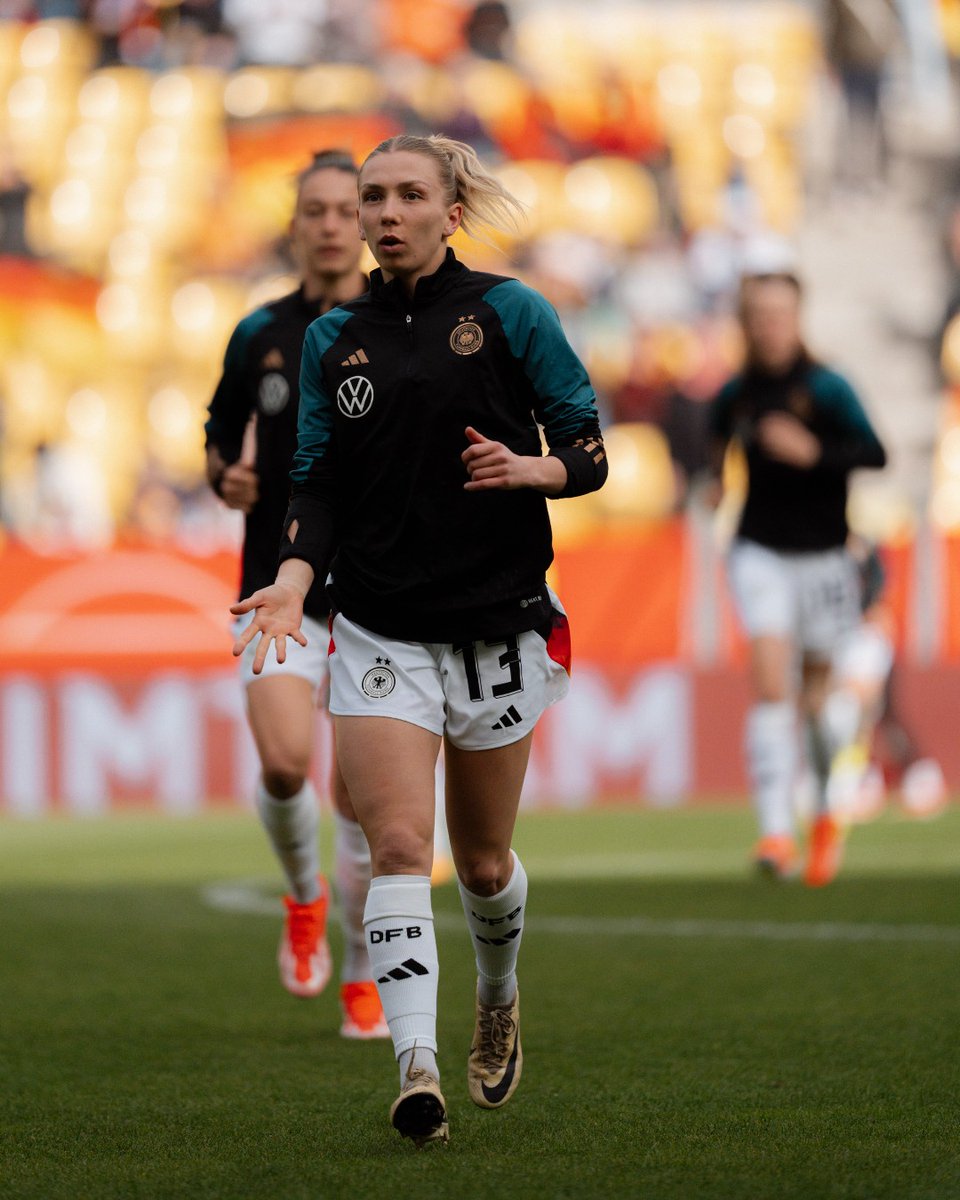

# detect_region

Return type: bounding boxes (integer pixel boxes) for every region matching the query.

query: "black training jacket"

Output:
[709,354,886,552]
[280,249,607,642]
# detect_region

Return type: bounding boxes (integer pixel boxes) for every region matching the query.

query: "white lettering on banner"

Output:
[1,677,48,816]
[59,676,202,815]
[202,674,260,803]
[1,667,691,811]
[528,666,691,806]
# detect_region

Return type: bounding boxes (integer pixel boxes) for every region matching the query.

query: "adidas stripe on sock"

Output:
[458,851,527,1008]
[364,875,439,1082]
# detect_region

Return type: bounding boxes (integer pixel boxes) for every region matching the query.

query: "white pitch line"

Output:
[201,880,960,945]
[203,880,284,916]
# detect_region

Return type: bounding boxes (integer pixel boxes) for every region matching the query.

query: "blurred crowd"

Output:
[1,0,959,551]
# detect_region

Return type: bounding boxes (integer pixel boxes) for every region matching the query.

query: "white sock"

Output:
[746,702,798,838]
[458,852,526,1008]
[333,812,372,982]
[256,779,320,904]
[363,875,439,1084]
[803,717,832,814]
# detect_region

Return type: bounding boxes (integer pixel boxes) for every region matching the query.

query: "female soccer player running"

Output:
[709,270,886,886]
[232,134,607,1146]
[205,152,388,1038]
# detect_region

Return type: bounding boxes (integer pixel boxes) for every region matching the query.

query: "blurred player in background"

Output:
[205,151,389,1039]
[232,134,607,1147]
[709,269,886,886]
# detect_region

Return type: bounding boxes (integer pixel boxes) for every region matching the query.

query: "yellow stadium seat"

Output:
[563,157,659,244]
[494,159,568,238]
[595,422,677,521]
[149,69,225,125]
[18,20,96,74]
[223,67,296,119]
[292,64,383,113]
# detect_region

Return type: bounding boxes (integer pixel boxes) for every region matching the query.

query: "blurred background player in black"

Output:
[708,269,887,886]
[205,151,390,1039]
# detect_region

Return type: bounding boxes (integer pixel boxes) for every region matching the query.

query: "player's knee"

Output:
[456,854,510,897]
[261,753,309,799]
[370,822,432,876]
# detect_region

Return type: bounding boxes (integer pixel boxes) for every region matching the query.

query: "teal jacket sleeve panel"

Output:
[289,309,352,485]
[484,279,607,497]
[483,279,598,442]
[204,307,273,459]
[810,367,887,472]
[281,308,352,574]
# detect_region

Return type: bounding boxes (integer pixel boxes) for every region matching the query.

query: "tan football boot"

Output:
[467,987,522,1109]
[390,1065,449,1148]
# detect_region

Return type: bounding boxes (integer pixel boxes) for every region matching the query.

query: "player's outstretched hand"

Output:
[230,582,307,675]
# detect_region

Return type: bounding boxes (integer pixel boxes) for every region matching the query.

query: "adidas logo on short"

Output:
[340,348,369,366]
[492,705,523,731]
[378,958,429,984]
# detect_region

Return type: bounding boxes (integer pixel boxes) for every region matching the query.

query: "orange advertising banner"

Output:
[0,541,239,674]
[0,528,957,813]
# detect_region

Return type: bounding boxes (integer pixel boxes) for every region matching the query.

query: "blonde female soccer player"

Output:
[232,134,607,1146]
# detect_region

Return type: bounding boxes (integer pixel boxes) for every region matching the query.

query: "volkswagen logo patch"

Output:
[337,375,374,418]
[259,372,289,415]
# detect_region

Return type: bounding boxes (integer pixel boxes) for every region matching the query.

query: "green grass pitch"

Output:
[1,804,958,1200]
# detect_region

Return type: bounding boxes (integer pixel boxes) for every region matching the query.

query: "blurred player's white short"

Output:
[233,611,329,695]
[327,593,571,751]
[727,538,859,657]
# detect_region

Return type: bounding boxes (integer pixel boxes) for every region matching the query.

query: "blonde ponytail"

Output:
[361,134,525,240]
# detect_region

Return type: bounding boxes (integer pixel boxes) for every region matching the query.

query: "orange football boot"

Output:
[340,980,390,1039]
[278,877,332,997]
[753,834,800,881]
[804,814,845,887]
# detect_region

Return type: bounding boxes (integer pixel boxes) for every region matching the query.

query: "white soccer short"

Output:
[327,594,571,750]
[233,610,329,695]
[727,538,860,658]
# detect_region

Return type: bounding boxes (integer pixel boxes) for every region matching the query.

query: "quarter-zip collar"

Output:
[368,247,467,309]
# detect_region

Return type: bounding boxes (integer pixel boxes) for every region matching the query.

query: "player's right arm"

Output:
[231,316,340,674]
[205,315,264,512]
[702,378,738,507]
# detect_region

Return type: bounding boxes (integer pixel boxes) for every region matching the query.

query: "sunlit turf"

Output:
[1,804,958,1199]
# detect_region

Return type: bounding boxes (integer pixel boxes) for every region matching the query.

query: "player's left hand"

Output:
[462,426,530,490]
[757,412,821,468]
[461,426,568,493]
